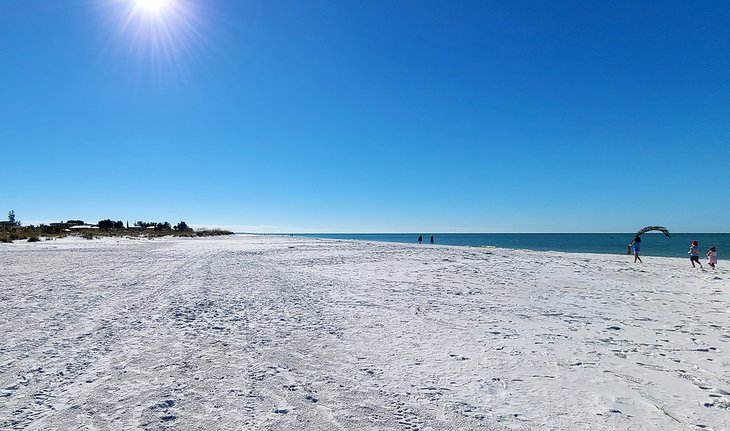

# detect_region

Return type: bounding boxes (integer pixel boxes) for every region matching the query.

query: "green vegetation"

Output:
[98,219,125,230]
[0,210,234,243]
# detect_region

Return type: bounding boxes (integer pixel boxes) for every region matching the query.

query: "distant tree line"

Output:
[90,220,193,231]
[134,221,192,231]
[97,219,125,230]
[3,210,195,234]
[2,211,231,243]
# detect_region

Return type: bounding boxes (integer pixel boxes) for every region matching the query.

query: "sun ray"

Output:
[97,0,207,80]
[134,0,171,13]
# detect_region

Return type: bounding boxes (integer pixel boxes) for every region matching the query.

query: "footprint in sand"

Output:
[147,399,178,424]
[393,403,422,430]
[1,384,18,397]
[305,394,319,403]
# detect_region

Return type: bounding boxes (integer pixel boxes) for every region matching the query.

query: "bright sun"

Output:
[107,0,202,71]
[135,0,171,13]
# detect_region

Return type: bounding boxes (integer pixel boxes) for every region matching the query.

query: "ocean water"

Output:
[291,233,729,260]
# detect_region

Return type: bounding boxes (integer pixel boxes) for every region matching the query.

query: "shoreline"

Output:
[278,233,728,261]
[6,232,725,265]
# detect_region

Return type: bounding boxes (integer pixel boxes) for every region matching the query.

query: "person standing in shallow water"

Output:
[417,235,422,244]
[430,235,434,244]
[689,240,703,268]
[629,236,642,263]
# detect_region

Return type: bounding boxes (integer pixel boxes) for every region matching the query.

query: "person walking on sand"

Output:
[689,240,703,268]
[417,235,423,244]
[629,236,642,263]
[707,246,717,269]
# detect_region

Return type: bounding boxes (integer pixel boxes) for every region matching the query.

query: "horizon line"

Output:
[237,231,730,235]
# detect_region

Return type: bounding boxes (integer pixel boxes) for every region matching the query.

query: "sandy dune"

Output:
[1,235,728,430]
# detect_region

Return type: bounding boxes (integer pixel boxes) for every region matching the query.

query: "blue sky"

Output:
[2,0,728,232]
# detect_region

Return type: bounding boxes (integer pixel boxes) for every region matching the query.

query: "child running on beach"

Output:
[629,236,642,263]
[689,240,703,268]
[707,246,717,269]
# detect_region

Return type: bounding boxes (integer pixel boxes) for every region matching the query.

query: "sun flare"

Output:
[134,0,172,13]
[99,0,205,76]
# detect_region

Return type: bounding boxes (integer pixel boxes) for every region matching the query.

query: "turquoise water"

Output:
[291,233,728,260]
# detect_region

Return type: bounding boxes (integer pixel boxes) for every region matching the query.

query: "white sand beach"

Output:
[1,235,728,430]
